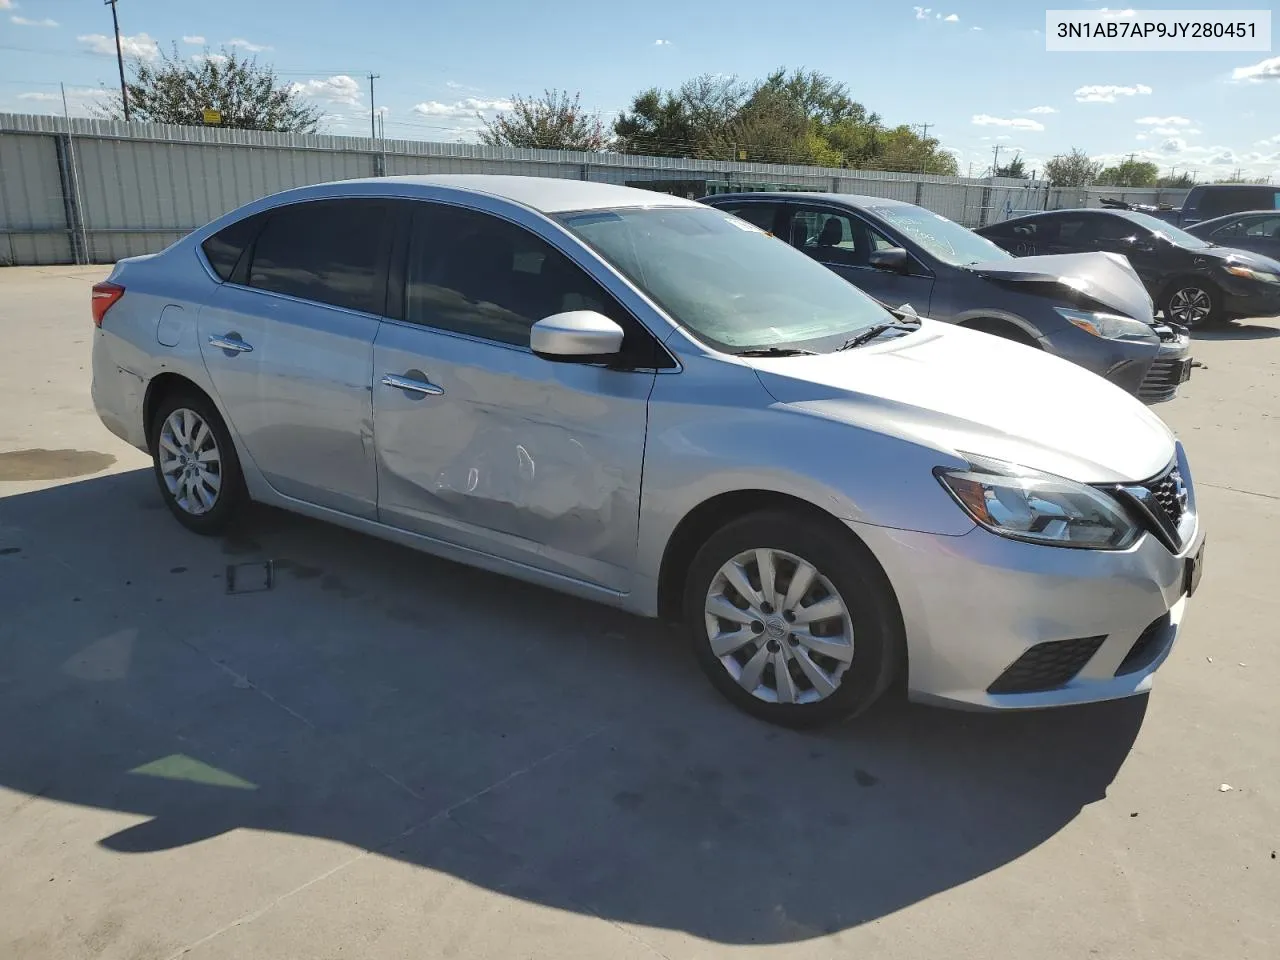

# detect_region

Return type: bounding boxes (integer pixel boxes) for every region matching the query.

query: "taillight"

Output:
[91,281,125,327]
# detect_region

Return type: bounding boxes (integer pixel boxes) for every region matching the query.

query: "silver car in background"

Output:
[91,175,1206,726]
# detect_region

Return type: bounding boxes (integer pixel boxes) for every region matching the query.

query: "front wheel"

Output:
[1163,281,1221,330]
[683,510,903,727]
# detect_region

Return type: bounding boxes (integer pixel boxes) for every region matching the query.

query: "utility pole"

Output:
[992,144,1002,177]
[104,0,130,121]
[915,123,933,173]
[60,82,70,121]
[368,73,380,139]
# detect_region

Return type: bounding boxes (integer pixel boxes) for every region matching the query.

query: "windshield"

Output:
[556,206,895,352]
[867,205,1012,266]
[1123,211,1212,249]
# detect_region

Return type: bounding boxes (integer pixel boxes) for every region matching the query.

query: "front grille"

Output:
[1142,463,1187,533]
[987,635,1107,695]
[1137,358,1186,403]
[1115,614,1173,676]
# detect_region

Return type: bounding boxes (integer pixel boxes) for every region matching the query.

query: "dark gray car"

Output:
[703,193,1192,404]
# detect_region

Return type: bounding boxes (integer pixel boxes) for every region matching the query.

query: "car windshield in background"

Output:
[1125,211,1211,249]
[868,205,1012,266]
[557,206,894,353]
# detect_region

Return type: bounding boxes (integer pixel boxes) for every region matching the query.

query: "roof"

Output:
[707,192,915,210]
[320,175,704,214]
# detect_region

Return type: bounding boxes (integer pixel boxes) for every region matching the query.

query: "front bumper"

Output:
[1219,276,1280,320]
[1134,327,1192,404]
[850,507,1204,711]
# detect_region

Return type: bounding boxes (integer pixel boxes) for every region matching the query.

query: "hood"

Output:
[1200,245,1280,273]
[748,320,1174,485]
[967,252,1155,321]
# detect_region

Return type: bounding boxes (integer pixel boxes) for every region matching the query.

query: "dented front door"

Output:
[371,320,653,592]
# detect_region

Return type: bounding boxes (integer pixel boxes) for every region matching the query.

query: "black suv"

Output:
[976,208,1280,329]
[1171,184,1280,228]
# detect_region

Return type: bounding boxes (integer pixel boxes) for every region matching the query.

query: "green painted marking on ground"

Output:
[129,754,258,790]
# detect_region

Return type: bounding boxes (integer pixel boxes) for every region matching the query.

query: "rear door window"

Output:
[248,199,393,315]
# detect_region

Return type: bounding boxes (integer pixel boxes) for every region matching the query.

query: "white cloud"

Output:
[78,32,160,61]
[1135,115,1192,127]
[12,15,57,26]
[995,135,1012,141]
[1149,125,1199,136]
[192,53,229,66]
[412,97,513,118]
[1027,105,1057,114]
[972,114,1045,132]
[227,37,271,52]
[0,0,16,8]
[1159,138,1187,154]
[654,39,671,46]
[913,7,931,19]
[1099,7,1137,19]
[446,81,464,89]
[944,13,959,22]
[18,91,60,102]
[375,105,390,116]
[1073,83,1153,102]
[1231,56,1280,82]
[290,75,362,107]
[1135,133,1148,141]
[970,26,982,31]
[182,35,205,45]
[17,86,110,115]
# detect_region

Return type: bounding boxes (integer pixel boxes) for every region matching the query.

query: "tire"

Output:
[1162,279,1221,330]
[149,388,246,535]
[683,509,903,728]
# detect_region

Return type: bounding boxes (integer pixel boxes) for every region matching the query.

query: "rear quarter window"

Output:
[200,213,266,281]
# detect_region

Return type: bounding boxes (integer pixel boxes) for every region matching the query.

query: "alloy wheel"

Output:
[703,548,855,705]
[1168,287,1212,327]
[158,407,223,516]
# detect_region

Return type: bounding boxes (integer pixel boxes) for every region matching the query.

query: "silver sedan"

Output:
[91,175,1206,725]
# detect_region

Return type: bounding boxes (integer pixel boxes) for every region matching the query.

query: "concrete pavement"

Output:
[1,265,1277,959]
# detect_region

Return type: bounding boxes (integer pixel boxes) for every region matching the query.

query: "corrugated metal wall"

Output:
[0,112,1190,266]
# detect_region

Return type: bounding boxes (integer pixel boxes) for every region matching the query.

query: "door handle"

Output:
[208,334,254,353]
[381,373,444,396]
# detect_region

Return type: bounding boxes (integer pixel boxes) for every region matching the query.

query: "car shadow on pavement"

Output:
[1192,321,1280,341]
[0,468,1148,945]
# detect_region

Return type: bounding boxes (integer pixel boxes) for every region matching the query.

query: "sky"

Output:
[2,0,1278,181]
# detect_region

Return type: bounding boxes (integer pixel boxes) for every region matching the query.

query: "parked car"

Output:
[703,192,1191,403]
[92,175,1205,726]
[1185,210,1280,260]
[976,208,1280,329]
[1157,183,1280,228]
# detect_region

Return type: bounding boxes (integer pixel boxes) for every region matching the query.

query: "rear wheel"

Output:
[149,390,246,535]
[683,510,902,727]
[1163,280,1221,330]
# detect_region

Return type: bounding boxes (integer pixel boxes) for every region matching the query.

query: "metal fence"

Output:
[0,112,1190,266]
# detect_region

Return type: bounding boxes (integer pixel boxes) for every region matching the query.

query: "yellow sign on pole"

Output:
[737,149,747,161]
[202,108,223,126]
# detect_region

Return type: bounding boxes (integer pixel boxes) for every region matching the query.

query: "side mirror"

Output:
[869,246,909,273]
[530,311,624,364]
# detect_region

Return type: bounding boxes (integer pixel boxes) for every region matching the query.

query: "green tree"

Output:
[1156,172,1196,188]
[993,153,1028,178]
[96,45,321,132]
[1096,159,1160,186]
[612,68,956,172]
[1044,147,1103,187]
[478,89,611,151]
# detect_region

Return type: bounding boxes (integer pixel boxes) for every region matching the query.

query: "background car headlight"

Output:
[935,455,1139,550]
[1223,264,1280,284]
[1055,307,1157,342]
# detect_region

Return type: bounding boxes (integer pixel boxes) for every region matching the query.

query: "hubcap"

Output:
[703,548,855,705]
[158,408,222,516]
[1169,287,1212,327]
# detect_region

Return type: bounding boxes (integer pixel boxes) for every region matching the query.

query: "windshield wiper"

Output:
[837,320,921,351]
[734,346,819,357]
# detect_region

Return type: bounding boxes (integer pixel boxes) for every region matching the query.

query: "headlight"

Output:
[1055,307,1156,342]
[935,455,1139,550]
[1223,264,1280,284]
